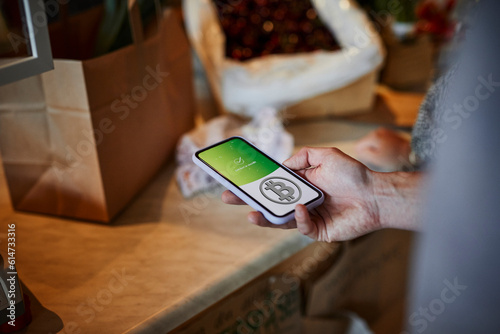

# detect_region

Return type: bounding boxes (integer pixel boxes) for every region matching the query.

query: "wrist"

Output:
[371,170,423,231]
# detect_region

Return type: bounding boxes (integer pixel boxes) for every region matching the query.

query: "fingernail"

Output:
[248,213,257,224]
[295,207,303,218]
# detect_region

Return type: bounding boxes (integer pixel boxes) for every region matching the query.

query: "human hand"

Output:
[355,128,411,171]
[222,147,383,242]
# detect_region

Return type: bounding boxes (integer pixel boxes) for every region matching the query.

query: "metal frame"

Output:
[0,0,54,86]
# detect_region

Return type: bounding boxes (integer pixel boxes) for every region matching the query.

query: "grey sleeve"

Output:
[406,1,500,332]
[410,65,458,169]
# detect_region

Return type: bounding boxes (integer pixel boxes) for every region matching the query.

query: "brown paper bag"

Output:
[0,6,195,222]
[380,28,434,91]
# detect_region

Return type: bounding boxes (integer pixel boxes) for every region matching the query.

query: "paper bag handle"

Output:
[127,0,162,45]
[128,0,144,44]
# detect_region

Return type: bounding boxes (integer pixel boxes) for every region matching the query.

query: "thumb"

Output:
[283,147,329,170]
[283,147,314,170]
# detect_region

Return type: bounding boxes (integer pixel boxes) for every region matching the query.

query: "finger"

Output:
[355,144,379,163]
[221,190,246,205]
[248,211,297,229]
[294,204,319,240]
[355,137,379,152]
[283,147,332,171]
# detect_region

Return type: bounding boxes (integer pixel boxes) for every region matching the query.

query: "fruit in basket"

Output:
[213,0,342,61]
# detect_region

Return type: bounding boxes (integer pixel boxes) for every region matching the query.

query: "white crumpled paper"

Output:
[183,0,384,116]
[175,108,294,198]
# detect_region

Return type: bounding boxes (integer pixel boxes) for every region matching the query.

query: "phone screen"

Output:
[196,137,322,217]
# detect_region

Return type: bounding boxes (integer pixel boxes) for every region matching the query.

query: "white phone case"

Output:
[192,137,324,225]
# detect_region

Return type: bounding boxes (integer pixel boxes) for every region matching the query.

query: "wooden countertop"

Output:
[0,87,423,333]
[0,160,313,334]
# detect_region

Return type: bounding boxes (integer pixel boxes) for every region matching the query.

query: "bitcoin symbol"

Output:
[260,177,302,204]
[264,180,295,202]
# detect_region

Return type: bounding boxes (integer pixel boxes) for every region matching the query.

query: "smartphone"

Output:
[192,136,324,225]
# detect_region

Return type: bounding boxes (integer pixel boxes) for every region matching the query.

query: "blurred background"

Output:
[0,0,467,333]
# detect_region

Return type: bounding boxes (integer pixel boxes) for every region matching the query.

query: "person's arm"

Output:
[372,170,424,231]
[222,146,424,242]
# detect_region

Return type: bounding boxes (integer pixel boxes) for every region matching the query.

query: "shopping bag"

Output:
[0,4,195,222]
